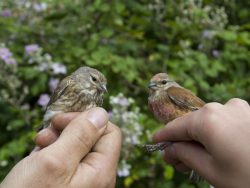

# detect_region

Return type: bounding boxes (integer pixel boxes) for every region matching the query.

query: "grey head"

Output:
[71,66,107,94]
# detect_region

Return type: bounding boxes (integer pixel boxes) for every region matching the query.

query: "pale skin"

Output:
[1,99,250,188]
[0,107,122,188]
[153,98,250,188]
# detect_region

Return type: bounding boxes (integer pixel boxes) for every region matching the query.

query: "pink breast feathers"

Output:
[149,100,176,124]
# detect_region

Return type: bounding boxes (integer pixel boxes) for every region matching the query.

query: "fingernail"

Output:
[30,146,41,155]
[37,128,47,135]
[87,107,108,129]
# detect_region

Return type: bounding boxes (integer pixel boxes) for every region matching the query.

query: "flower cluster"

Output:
[25,44,67,75]
[109,93,143,177]
[117,160,131,177]
[177,0,228,28]
[0,46,16,65]
[0,9,12,17]
[23,44,67,107]
[0,43,66,108]
[0,44,22,106]
[174,0,227,58]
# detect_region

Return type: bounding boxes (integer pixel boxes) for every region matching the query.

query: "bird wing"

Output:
[167,87,205,111]
[46,76,75,108]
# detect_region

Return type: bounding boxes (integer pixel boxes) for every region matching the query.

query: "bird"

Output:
[39,66,107,130]
[144,72,205,182]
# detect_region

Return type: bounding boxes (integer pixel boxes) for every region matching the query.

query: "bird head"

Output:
[72,66,107,95]
[148,73,178,93]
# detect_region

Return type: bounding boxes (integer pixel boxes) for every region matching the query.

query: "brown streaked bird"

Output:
[144,73,205,182]
[39,66,107,130]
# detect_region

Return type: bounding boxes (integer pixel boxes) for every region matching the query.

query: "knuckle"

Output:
[39,154,67,174]
[113,124,122,137]
[227,98,249,107]
[108,122,122,138]
[200,103,222,134]
[71,125,94,151]
[202,102,221,114]
[202,103,221,122]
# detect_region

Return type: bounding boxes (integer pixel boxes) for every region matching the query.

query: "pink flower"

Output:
[1,9,12,17]
[0,47,12,61]
[5,58,16,65]
[25,44,40,55]
[202,30,214,39]
[0,47,16,65]
[108,110,113,118]
[49,77,60,92]
[212,50,220,58]
[37,93,50,107]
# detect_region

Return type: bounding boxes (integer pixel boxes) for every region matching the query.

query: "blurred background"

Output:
[0,0,249,187]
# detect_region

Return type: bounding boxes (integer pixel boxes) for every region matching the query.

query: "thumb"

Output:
[47,107,108,168]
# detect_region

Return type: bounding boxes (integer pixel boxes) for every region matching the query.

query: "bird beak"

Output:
[148,82,157,90]
[100,84,108,93]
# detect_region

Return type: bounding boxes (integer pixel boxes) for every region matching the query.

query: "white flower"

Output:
[33,2,48,12]
[37,62,49,71]
[51,63,67,74]
[117,161,131,177]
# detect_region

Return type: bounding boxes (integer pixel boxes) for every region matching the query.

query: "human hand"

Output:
[1,107,122,188]
[153,98,250,188]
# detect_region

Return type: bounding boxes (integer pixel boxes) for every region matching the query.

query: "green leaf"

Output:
[217,31,237,41]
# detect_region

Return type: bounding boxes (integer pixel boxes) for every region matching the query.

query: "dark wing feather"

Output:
[46,76,75,108]
[167,87,205,111]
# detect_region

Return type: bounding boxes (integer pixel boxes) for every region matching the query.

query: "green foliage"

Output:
[0,0,249,187]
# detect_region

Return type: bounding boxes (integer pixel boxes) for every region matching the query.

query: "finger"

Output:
[225,98,249,107]
[46,107,108,168]
[153,111,200,142]
[163,144,191,172]
[30,146,41,155]
[163,144,181,165]
[153,102,223,146]
[35,126,59,148]
[36,112,81,147]
[71,122,122,187]
[170,141,216,180]
[83,122,122,168]
[175,163,191,172]
[51,112,80,131]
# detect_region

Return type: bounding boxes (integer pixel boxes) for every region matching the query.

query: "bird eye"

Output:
[91,75,97,82]
[161,80,167,84]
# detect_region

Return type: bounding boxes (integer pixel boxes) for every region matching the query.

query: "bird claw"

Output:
[141,141,172,152]
[189,170,204,182]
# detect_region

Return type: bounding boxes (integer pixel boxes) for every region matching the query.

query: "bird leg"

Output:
[142,141,172,152]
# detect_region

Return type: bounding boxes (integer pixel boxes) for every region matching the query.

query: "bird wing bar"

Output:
[46,76,74,108]
[167,87,205,111]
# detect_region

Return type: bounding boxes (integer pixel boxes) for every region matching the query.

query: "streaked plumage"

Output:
[40,66,107,129]
[147,73,205,182]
